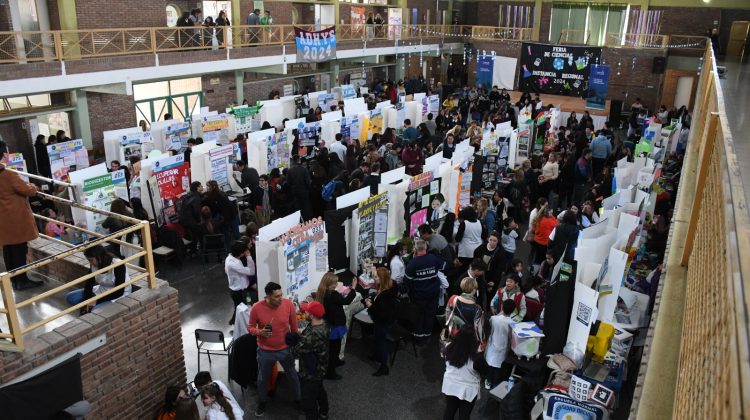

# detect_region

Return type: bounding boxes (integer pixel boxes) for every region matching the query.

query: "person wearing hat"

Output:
[292,300,330,420]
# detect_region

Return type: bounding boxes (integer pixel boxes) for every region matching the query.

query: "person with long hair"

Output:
[174,397,200,420]
[441,326,488,420]
[102,198,133,234]
[454,206,484,268]
[472,231,504,299]
[445,277,486,342]
[225,240,254,325]
[203,179,240,249]
[532,204,557,266]
[385,241,406,284]
[316,272,356,380]
[65,245,131,314]
[34,134,52,179]
[200,382,243,420]
[155,385,187,420]
[365,267,399,376]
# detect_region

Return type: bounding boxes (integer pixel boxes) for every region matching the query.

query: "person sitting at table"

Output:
[365,267,399,376]
[65,245,131,314]
[316,272,356,380]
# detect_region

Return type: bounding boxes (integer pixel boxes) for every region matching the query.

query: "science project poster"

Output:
[201,114,230,144]
[153,154,190,222]
[519,43,601,98]
[82,169,127,234]
[48,139,89,182]
[165,122,191,152]
[357,192,389,264]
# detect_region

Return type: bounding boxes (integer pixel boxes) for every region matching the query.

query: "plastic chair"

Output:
[387,300,421,366]
[201,234,226,263]
[195,329,232,371]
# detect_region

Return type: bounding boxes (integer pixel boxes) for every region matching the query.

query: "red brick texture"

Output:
[600,47,665,113]
[87,92,137,155]
[0,2,12,32]
[202,71,237,111]
[654,7,721,37]
[46,0,61,31]
[73,0,167,30]
[0,283,186,420]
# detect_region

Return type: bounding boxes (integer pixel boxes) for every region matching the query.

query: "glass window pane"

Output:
[7,97,29,109]
[169,77,202,95]
[28,94,51,107]
[133,81,170,101]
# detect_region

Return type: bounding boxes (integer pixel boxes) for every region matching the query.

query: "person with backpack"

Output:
[490,274,526,321]
[444,277,486,344]
[321,170,348,208]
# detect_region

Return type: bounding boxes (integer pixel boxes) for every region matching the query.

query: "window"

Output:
[166,4,180,28]
[550,2,626,45]
[498,4,534,28]
[1,94,52,112]
[133,77,203,123]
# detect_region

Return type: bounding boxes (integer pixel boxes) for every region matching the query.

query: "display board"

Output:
[7,153,28,181]
[519,43,601,98]
[119,131,154,162]
[296,122,321,159]
[81,169,127,234]
[368,108,383,139]
[209,144,235,191]
[387,8,402,40]
[165,122,191,153]
[356,192,389,264]
[232,104,262,134]
[48,139,89,182]
[267,132,292,171]
[586,64,610,111]
[200,114,231,144]
[405,172,442,236]
[153,153,190,225]
[341,84,357,100]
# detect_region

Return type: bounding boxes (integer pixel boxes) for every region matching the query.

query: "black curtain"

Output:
[324,205,356,271]
[542,262,577,355]
[0,354,84,420]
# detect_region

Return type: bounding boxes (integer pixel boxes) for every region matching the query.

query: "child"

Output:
[491,274,527,321]
[485,299,516,389]
[41,208,65,239]
[501,217,518,271]
[292,301,330,420]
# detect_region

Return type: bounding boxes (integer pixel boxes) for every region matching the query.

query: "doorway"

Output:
[662,69,697,111]
[202,1,232,23]
[166,4,180,27]
[727,21,750,58]
[315,4,335,30]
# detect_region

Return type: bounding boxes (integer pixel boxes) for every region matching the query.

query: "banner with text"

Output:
[295,26,336,63]
[519,43,601,98]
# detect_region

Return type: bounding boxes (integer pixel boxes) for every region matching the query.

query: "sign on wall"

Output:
[295,26,336,63]
[519,43,601,98]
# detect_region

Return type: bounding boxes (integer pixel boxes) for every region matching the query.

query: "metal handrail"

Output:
[0,173,157,352]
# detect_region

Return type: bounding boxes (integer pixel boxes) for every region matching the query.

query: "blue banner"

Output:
[476,56,494,90]
[295,26,336,63]
[586,65,609,110]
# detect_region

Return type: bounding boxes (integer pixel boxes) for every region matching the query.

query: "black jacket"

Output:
[228,333,258,388]
[287,165,312,194]
[549,223,579,262]
[367,286,398,325]
[238,167,260,190]
[323,289,356,326]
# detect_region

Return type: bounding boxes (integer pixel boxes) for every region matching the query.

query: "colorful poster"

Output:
[297,122,321,158]
[120,131,153,162]
[586,64,610,111]
[519,43,601,98]
[315,240,328,272]
[267,132,291,170]
[341,116,360,141]
[153,154,190,223]
[209,144,234,191]
[201,114,230,144]
[341,84,357,100]
[387,8,402,40]
[165,122,191,152]
[285,240,310,300]
[357,192,389,263]
[351,6,366,31]
[455,169,473,213]
[409,209,427,236]
[232,104,263,134]
[295,26,336,63]
[47,139,89,182]
[368,108,383,138]
[7,153,28,181]
[427,95,440,115]
[82,169,127,234]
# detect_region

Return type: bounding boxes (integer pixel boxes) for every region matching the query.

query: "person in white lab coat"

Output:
[485,299,515,389]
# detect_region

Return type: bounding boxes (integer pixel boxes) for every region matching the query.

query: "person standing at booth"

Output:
[0,140,43,290]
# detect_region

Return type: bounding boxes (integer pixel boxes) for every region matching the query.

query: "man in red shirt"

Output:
[248,281,301,416]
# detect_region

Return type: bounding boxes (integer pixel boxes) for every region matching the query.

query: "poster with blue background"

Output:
[586,65,610,110]
[295,26,336,63]
[476,56,494,89]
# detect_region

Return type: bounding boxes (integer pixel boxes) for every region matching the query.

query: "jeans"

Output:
[300,379,328,420]
[65,289,112,310]
[413,294,439,337]
[373,322,391,366]
[257,347,301,403]
[443,395,476,420]
[3,242,29,283]
[224,216,240,250]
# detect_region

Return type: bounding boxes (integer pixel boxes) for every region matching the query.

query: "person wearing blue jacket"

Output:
[404,239,447,341]
[590,131,612,178]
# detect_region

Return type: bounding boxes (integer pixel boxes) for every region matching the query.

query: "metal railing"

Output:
[559,29,589,45]
[634,41,750,419]
[604,32,669,48]
[0,24,534,64]
[0,170,157,352]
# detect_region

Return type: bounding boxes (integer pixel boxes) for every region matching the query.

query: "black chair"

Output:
[201,234,226,263]
[195,329,232,371]
[387,300,421,366]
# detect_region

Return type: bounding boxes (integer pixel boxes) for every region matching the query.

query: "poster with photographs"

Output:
[165,122,191,153]
[82,169,127,234]
[406,173,441,236]
[357,193,389,264]
[285,241,310,300]
[120,131,153,162]
[47,139,89,182]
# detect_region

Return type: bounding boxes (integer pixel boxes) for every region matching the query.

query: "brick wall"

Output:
[540,3,552,42]
[719,9,750,55]
[243,76,300,104]
[87,92,137,155]
[655,7,720,37]
[0,283,186,420]
[202,71,237,111]
[259,1,301,26]
[74,0,167,29]
[0,2,12,31]
[601,47,665,112]
[0,119,37,173]
[46,0,61,30]
[27,238,90,281]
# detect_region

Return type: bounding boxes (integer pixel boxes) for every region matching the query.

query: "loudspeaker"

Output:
[609,99,623,127]
[652,57,666,74]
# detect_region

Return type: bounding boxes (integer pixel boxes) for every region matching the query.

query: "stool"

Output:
[153,246,175,266]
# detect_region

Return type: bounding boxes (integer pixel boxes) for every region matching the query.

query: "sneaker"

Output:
[255,402,266,417]
[484,379,492,390]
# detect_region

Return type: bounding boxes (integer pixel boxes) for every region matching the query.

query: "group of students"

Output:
[155,371,244,420]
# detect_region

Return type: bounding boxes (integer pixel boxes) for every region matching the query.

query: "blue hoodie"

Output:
[590,134,612,159]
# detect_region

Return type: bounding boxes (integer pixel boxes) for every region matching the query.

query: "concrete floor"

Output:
[718,55,750,207]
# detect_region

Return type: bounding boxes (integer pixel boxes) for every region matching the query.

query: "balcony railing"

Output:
[633,41,750,419]
[0,171,157,352]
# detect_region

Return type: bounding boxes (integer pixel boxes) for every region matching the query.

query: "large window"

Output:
[133,77,203,123]
[550,3,626,45]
